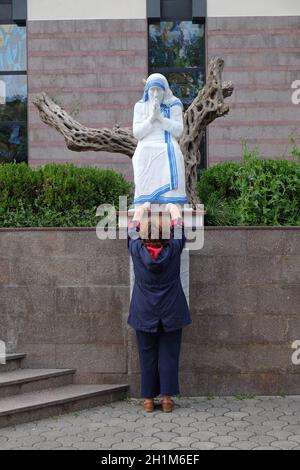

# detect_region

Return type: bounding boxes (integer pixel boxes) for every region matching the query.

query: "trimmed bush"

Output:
[197,144,300,226]
[0,162,133,227]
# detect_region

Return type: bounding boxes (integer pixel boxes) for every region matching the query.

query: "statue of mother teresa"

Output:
[131,73,188,206]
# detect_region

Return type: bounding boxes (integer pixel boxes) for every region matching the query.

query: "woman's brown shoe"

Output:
[160,397,175,412]
[143,399,155,412]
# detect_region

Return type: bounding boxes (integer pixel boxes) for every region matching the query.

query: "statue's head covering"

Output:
[139,73,183,109]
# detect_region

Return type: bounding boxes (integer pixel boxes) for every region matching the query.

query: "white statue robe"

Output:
[132,99,188,205]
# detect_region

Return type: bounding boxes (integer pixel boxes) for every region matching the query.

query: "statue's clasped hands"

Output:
[150,98,163,125]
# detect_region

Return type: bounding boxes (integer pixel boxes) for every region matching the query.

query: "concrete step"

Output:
[0,383,129,428]
[0,369,76,398]
[0,353,26,372]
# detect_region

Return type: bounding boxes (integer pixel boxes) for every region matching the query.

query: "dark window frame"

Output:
[0,19,25,25]
[0,0,12,23]
[161,0,193,21]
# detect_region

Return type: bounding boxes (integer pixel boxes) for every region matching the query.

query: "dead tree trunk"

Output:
[32,56,233,209]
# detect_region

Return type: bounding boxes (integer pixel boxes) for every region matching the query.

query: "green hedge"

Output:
[1,143,299,227]
[197,143,300,226]
[0,162,133,227]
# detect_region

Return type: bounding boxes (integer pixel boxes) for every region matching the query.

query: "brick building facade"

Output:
[1,0,300,180]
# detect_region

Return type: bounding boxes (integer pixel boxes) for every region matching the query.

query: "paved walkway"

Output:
[1,396,300,450]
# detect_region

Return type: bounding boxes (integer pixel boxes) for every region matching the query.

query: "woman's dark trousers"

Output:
[135,320,183,398]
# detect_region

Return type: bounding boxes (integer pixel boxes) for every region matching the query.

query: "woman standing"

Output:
[127,202,192,412]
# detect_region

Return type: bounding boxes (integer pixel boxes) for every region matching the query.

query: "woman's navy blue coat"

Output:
[127,218,192,333]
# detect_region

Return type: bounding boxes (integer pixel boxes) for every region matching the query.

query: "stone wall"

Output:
[0,226,299,396]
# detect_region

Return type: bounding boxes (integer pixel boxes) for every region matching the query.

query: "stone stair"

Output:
[0,353,129,428]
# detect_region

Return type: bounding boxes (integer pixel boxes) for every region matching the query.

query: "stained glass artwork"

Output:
[148,19,206,168]
[154,70,205,108]
[0,24,27,71]
[0,21,27,163]
[149,20,205,109]
[149,21,204,69]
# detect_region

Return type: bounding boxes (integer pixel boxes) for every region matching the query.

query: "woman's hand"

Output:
[166,203,181,220]
[132,202,150,222]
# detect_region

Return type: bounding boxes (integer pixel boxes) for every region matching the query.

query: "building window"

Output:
[148,1,207,170]
[149,21,205,108]
[0,1,27,164]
